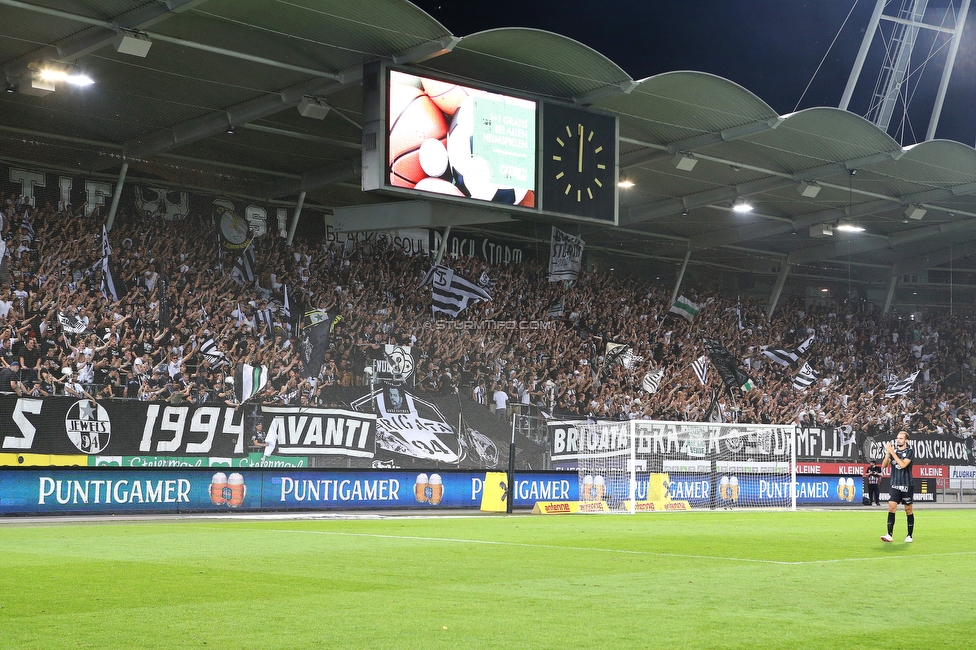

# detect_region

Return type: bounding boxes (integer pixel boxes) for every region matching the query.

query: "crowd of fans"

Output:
[3,192,976,439]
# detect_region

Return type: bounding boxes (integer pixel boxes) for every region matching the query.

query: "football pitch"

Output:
[1,509,974,649]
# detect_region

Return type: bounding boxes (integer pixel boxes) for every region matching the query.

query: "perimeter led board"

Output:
[362,63,537,210]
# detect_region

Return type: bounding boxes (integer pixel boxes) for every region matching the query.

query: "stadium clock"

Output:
[541,103,618,222]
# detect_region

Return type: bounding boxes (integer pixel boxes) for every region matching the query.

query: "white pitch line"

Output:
[270,528,976,565]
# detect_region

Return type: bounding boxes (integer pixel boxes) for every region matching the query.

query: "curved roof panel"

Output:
[4,1,976,307]
[419,28,632,100]
[599,71,779,145]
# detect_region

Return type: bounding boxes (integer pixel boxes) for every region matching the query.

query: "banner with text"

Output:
[0,468,577,515]
[0,395,374,463]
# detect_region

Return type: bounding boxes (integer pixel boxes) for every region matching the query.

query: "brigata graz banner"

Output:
[548,421,974,465]
[0,396,374,461]
[548,420,795,463]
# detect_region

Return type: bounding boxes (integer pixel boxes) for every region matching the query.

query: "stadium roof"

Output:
[3,0,976,311]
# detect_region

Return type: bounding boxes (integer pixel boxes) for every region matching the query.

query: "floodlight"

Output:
[732,199,753,213]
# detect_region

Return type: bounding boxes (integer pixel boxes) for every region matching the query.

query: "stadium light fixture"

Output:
[617,173,634,188]
[671,152,697,171]
[30,60,94,87]
[114,29,153,58]
[905,204,927,221]
[298,96,331,119]
[835,222,865,233]
[797,181,821,198]
[732,199,753,213]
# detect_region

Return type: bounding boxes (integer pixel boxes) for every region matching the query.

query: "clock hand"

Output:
[578,124,584,173]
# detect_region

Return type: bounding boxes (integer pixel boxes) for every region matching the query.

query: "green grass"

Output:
[1,509,974,649]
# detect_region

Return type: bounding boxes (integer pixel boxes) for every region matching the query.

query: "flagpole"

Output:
[434,226,451,266]
[670,249,691,306]
[104,162,128,232]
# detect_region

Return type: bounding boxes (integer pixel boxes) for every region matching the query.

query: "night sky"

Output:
[411,1,976,146]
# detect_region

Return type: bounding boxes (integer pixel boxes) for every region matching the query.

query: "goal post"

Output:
[576,420,797,512]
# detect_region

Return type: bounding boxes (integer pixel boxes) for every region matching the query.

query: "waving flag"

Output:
[601,342,631,379]
[704,338,754,396]
[692,355,709,385]
[642,369,665,394]
[419,265,491,318]
[793,363,818,390]
[669,295,700,322]
[885,371,920,398]
[762,347,798,367]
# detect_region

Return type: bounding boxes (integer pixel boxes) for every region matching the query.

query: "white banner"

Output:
[549,227,584,282]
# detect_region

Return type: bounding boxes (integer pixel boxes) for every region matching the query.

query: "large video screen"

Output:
[386,70,537,208]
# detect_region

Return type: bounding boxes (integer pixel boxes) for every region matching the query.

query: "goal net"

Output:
[576,420,797,512]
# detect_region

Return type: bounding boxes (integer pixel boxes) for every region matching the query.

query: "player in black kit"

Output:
[881,430,915,543]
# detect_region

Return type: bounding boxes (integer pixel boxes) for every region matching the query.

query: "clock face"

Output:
[541,104,617,222]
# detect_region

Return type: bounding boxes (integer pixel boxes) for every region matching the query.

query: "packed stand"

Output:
[2,197,975,440]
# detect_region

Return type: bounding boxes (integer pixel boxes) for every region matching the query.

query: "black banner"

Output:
[431,231,529,265]
[0,396,374,460]
[864,432,975,466]
[795,426,859,461]
[548,421,972,466]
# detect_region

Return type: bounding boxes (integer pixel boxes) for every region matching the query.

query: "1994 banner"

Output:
[0,396,375,462]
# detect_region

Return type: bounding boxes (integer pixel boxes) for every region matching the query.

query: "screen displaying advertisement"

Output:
[1,467,891,515]
[0,469,578,515]
[0,469,262,514]
[386,70,537,207]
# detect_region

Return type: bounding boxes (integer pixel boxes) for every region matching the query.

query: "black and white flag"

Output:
[641,368,664,394]
[601,342,631,379]
[199,338,228,368]
[21,210,35,239]
[477,270,495,290]
[232,241,256,284]
[762,346,799,367]
[795,333,815,355]
[100,225,118,302]
[703,392,723,423]
[419,265,491,318]
[298,310,339,379]
[885,371,920,398]
[384,344,415,381]
[621,349,644,370]
[692,355,709,386]
[792,362,818,390]
[546,296,566,318]
[255,306,273,330]
[57,310,88,335]
[548,227,584,282]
